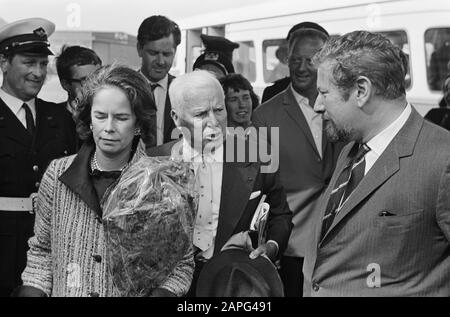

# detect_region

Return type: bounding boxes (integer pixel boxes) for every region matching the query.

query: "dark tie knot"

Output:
[355,143,371,162]
[150,83,160,92]
[22,103,35,136]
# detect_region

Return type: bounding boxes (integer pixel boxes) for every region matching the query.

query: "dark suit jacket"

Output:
[56,101,82,152]
[0,97,77,295]
[252,87,344,258]
[146,138,293,257]
[261,77,290,103]
[424,107,450,131]
[163,74,176,144]
[304,108,450,296]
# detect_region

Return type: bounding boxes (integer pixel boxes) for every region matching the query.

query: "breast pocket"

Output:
[373,209,424,234]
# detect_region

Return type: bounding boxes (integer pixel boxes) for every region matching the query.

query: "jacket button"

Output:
[35,182,40,188]
[312,282,320,292]
[88,292,99,297]
[92,255,102,263]
[63,150,68,155]
[33,165,39,172]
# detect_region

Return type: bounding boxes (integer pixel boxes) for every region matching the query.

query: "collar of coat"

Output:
[58,137,146,217]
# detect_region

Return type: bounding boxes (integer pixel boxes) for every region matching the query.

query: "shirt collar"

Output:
[366,103,412,157]
[290,84,320,119]
[0,87,36,116]
[290,84,309,106]
[138,70,168,90]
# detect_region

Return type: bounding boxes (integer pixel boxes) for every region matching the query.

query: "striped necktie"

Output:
[320,143,371,240]
[22,103,35,136]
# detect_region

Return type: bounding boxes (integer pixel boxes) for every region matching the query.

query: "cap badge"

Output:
[204,52,219,61]
[33,27,47,38]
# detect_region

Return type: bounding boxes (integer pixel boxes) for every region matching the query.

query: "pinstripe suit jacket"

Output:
[303,108,450,296]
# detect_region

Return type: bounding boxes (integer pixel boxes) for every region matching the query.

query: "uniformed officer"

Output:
[0,18,76,296]
[193,34,239,79]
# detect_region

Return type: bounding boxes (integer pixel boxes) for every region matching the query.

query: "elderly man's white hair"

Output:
[169,70,225,113]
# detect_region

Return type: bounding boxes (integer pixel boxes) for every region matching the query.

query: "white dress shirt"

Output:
[291,85,323,157]
[139,70,169,146]
[0,88,36,128]
[365,104,412,175]
[182,140,223,260]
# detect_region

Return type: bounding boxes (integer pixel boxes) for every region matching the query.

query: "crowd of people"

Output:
[0,13,449,297]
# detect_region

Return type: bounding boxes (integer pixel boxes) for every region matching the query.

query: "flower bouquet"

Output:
[102,156,197,297]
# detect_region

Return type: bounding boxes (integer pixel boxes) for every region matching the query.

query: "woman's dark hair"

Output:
[76,64,156,147]
[219,73,260,109]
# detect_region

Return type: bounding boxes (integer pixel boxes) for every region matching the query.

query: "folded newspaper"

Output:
[102,156,197,297]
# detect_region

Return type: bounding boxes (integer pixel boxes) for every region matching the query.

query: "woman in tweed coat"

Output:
[17,65,194,297]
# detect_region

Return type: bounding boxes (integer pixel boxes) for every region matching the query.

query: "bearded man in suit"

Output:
[252,23,344,297]
[304,30,450,296]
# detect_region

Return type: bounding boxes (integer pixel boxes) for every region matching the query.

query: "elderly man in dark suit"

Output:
[137,15,180,148]
[147,70,293,297]
[252,23,343,296]
[304,31,450,296]
[0,18,76,296]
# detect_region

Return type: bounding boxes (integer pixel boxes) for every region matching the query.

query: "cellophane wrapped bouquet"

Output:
[102,156,197,297]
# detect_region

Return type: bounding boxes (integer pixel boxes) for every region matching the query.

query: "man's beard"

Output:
[324,119,354,143]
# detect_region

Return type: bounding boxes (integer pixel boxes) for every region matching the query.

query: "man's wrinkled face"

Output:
[0,53,48,101]
[288,37,324,96]
[137,34,176,82]
[173,86,227,152]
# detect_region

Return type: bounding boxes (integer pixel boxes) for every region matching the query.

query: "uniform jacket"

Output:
[147,137,293,258]
[252,88,343,257]
[21,141,194,297]
[303,108,450,296]
[0,97,76,295]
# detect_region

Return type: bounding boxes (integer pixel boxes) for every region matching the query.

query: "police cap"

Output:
[0,18,55,56]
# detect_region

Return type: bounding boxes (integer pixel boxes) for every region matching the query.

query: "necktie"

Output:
[320,143,371,240]
[193,158,215,252]
[150,83,160,92]
[22,103,35,136]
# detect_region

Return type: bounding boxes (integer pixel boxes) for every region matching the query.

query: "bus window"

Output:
[425,28,450,91]
[263,39,289,83]
[378,30,411,89]
[233,41,256,82]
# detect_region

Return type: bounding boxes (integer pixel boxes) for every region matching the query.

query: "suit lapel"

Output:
[0,97,32,146]
[163,74,175,143]
[282,89,321,158]
[214,157,259,253]
[59,143,102,216]
[320,108,424,243]
[34,99,59,149]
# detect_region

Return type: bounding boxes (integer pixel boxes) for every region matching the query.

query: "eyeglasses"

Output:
[68,77,88,85]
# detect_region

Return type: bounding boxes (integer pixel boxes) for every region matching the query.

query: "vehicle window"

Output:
[233,41,256,82]
[263,39,289,83]
[425,28,450,91]
[377,30,411,89]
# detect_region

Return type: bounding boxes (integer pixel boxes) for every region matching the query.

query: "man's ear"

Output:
[355,76,372,109]
[136,42,143,58]
[0,54,10,73]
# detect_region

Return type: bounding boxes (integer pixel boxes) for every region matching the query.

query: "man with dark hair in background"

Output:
[56,45,102,119]
[0,18,76,296]
[253,23,344,297]
[56,45,102,151]
[137,15,180,147]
